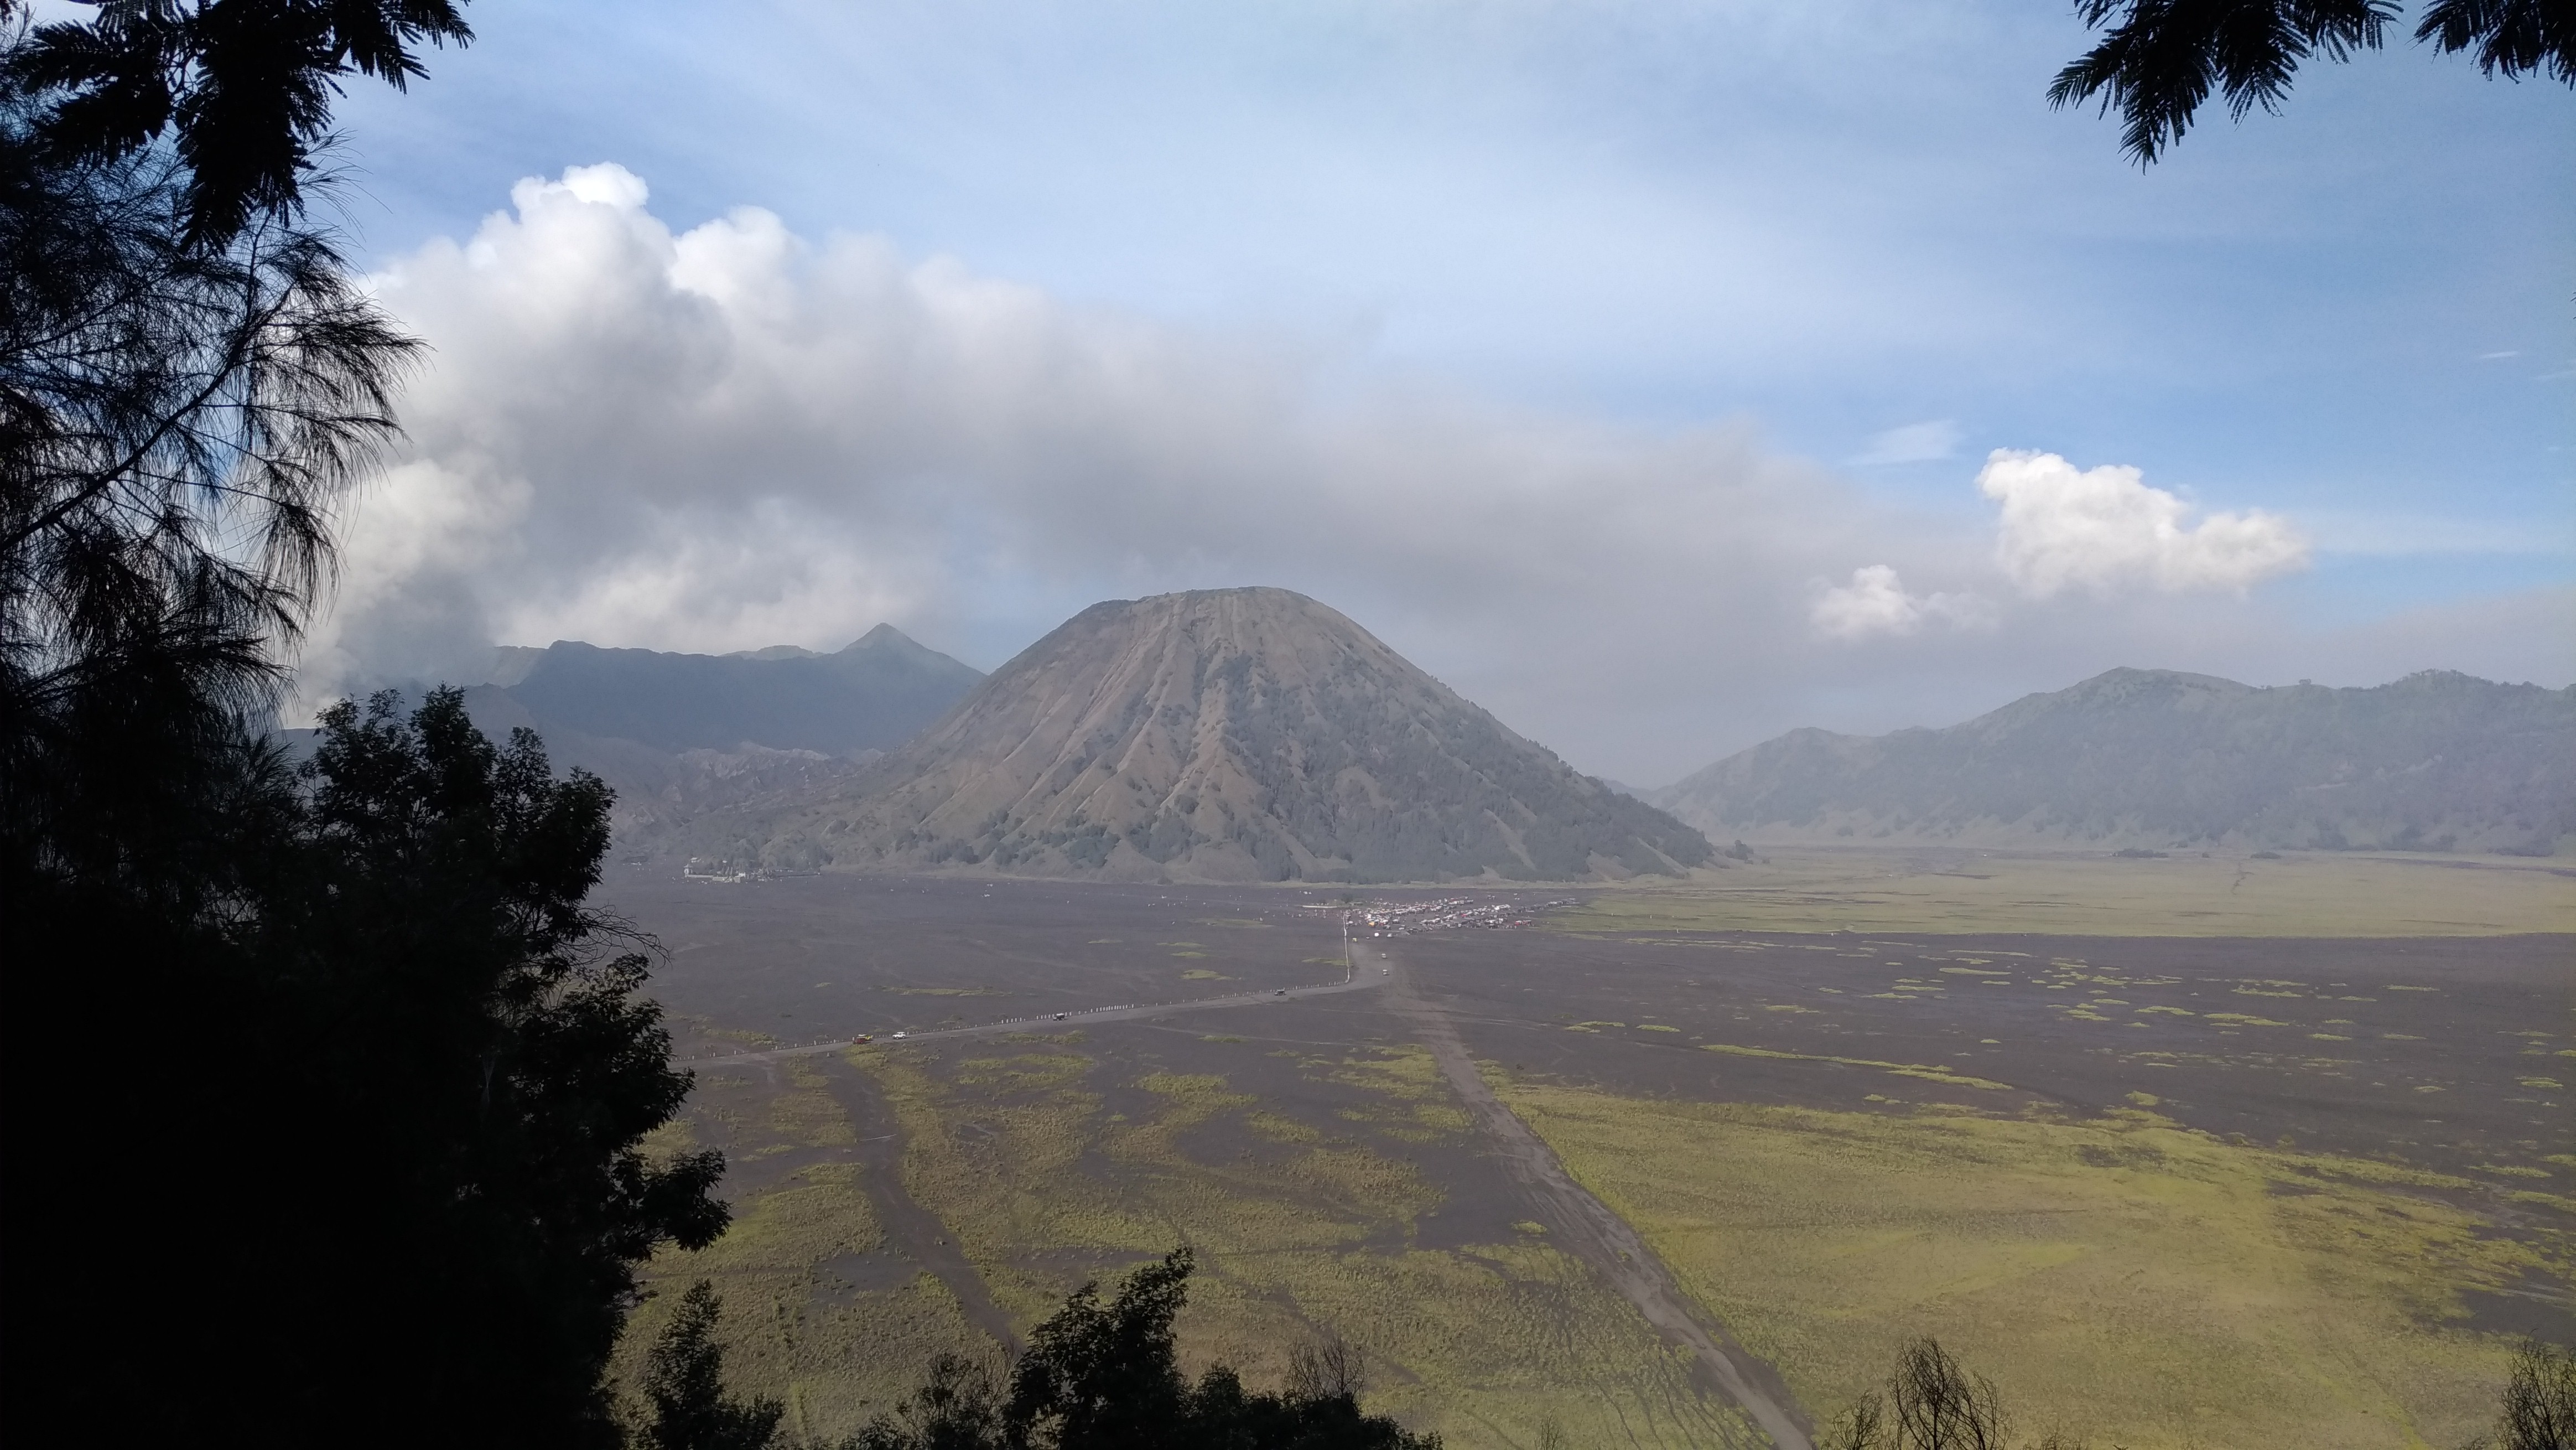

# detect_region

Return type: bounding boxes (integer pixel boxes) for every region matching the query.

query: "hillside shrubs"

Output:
[842,1249,1438,1450]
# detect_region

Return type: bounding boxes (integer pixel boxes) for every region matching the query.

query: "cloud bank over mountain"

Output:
[302,166,2572,783]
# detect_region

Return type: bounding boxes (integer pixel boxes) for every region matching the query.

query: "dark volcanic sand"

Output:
[1400,928,2572,1182]
[616,872,2572,1420]
[610,869,2569,1180]
[610,868,2567,1189]
[599,867,1379,1058]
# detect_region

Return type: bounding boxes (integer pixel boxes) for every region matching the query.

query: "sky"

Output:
[262,0,2570,785]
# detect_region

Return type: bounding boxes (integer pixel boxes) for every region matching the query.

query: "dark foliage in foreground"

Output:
[3,688,728,1447]
[840,1249,1439,1450]
[2052,1,2574,164]
[644,1281,788,1450]
[4,6,722,1442]
[6,0,474,248]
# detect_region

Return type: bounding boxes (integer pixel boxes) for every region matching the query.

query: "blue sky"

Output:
[285,0,2570,780]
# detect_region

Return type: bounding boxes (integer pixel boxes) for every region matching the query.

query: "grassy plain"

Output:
[1501,1080,2565,1450]
[1573,847,2576,937]
[603,870,2572,1447]
[843,1032,1756,1448]
[619,1033,1764,1448]
[610,1053,1006,1438]
[1389,922,2570,1446]
[603,876,1764,1448]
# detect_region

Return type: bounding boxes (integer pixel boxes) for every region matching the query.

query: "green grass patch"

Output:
[1562,849,2576,937]
[844,1043,1765,1447]
[1497,1078,2565,1450]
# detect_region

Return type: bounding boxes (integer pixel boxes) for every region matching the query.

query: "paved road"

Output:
[1370,939,1816,1450]
[686,921,1380,1069]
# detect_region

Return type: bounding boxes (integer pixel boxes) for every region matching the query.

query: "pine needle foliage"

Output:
[2050,1,2573,164]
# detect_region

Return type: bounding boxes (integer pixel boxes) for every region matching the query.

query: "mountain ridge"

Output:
[486,625,983,758]
[1648,666,2575,855]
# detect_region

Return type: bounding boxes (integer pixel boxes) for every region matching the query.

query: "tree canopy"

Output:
[4,688,730,1446]
[2051,0,2574,163]
[6,0,472,247]
[642,1281,788,1450]
[846,1249,1443,1450]
[4,6,734,1444]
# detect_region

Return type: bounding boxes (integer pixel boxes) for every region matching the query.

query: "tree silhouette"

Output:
[846,1354,1014,1450]
[0,12,666,1444]
[1828,1339,2022,1450]
[1005,1249,1198,1449]
[2492,1339,2576,1450]
[2052,1,2574,164]
[641,1281,785,1450]
[844,1249,1439,1449]
[1888,1339,2008,1450]
[6,688,730,1447]
[279,688,733,1444]
[6,0,473,248]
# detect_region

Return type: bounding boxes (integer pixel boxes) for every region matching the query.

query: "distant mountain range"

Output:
[406,627,986,850]
[723,587,1713,883]
[378,620,2565,873]
[485,625,983,757]
[1647,667,2575,856]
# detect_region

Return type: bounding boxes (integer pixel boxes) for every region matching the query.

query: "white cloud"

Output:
[1811,566,1994,640]
[305,164,1866,716]
[1849,419,1961,466]
[295,168,2548,782]
[1975,449,2309,599]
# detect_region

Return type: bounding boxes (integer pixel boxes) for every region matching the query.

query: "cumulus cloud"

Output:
[1810,566,1994,640]
[1975,449,2309,599]
[296,167,2532,782]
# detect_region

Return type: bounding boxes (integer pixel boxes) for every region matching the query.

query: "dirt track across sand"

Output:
[689,924,1372,1070]
[816,1059,1023,1353]
[1371,938,1816,1450]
